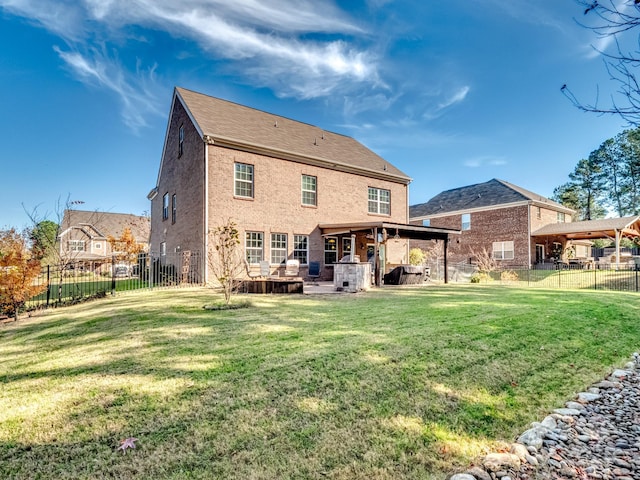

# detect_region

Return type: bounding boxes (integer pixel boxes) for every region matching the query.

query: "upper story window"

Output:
[172,194,177,224]
[245,231,263,264]
[493,241,514,260]
[422,219,430,227]
[235,163,254,198]
[301,175,317,206]
[68,240,85,252]
[461,213,471,231]
[368,187,390,215]
[324,237,337,265]
[293,235,308,265]
[536,206,541,220]
[178,124,184,157]
[557,212,566,223]
[270,233,288,265]
[162,193,169,220]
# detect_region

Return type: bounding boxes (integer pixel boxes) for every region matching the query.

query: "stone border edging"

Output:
[449,353,640,480]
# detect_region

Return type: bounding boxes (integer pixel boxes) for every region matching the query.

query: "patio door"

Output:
[535,244,544,264]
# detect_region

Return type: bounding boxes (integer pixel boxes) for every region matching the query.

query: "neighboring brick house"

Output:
[148,87,456,283]
[409,179,576,267]
[58,210,150,270]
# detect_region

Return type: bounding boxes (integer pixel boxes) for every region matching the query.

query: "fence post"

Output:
[111,255,116,296]
[636,266,639,293]
[46,265,51,307]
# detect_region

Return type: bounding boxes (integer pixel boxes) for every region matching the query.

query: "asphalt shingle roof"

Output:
[61,210,150,243]
[175,87,410,183]
[409,179,572,218]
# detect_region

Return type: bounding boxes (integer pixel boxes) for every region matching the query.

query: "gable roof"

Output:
[532,216,640,240]
[409,179,574,218]
[169,87,410,184]
[60,210,150,243]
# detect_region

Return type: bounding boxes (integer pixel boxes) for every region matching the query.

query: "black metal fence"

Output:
[427,259,640,292]
[24,251,204,312]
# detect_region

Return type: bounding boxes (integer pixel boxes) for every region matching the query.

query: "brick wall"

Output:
[410,203,574,267]
[150,100,205,257]
[411,205,532,266]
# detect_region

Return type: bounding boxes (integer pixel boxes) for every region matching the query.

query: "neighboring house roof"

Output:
[409,179,574,218]
[532,216,640,240]
[165,87,411,184]
[60,210,150,243]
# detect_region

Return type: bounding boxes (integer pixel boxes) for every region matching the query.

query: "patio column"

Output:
[443,236,449,284]
[373,227,380,287]
[615,229,621,271]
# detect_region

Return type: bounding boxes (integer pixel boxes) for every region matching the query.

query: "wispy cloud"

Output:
[463,156,507,168]
[437,86,470,110]
[53,45,162,130]
[0,0,381,125]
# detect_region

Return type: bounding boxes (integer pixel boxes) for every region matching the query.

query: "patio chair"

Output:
[259,260,271,277]
[284,259,300,277]
[307,261,321,284]
[244,259,262,279]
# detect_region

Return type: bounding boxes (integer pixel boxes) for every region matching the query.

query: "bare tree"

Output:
[207,219,245,305]
[563,1,640,124]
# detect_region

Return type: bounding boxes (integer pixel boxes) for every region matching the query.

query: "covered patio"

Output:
[318,221,460,286]
[532,216,640,270]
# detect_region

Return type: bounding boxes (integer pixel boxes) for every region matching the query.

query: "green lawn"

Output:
[2,286,639,479]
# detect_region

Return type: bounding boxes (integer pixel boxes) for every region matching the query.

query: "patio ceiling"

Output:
[318,221,460,241]
[531,216,640,241]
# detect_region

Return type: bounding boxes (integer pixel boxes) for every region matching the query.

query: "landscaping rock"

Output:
[482,453,521,472]
[450,474,476,480]
[448,353,640,480]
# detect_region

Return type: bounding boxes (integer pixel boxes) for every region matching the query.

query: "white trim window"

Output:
[461,213,471,231]
[422,219,430,227]
[162,193,169,220]
[557,212,566,223]
[235,163,254,198]
[493,241,514,260]
[172,194,177,224]
[160,242,166,257]
[301,175,317,206]
[324,237,338,265]
[368,187,390,215]
[293,235,308,265]
[68,240,85,252]
[179,124,184,157]
[245,231,263,264]
[342,238,352,258]
[270,233,287,265]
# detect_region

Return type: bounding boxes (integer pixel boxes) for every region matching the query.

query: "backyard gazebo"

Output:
[532,216,640,269]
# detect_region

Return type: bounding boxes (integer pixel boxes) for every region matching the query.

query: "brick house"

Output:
[409,179,576,267]
[148,87,457,284]
[58,210,150,270]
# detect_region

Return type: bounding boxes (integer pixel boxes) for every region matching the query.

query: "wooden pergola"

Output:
[532,216,640,269]
[319,221,460,285]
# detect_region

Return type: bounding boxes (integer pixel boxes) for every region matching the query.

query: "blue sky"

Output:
[0,0,632,229]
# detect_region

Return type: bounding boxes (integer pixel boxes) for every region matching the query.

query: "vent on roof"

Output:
[274,120,278,127]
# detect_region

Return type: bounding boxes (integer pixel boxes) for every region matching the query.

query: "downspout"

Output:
[527,203,532,268]
[203,142,209,284]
